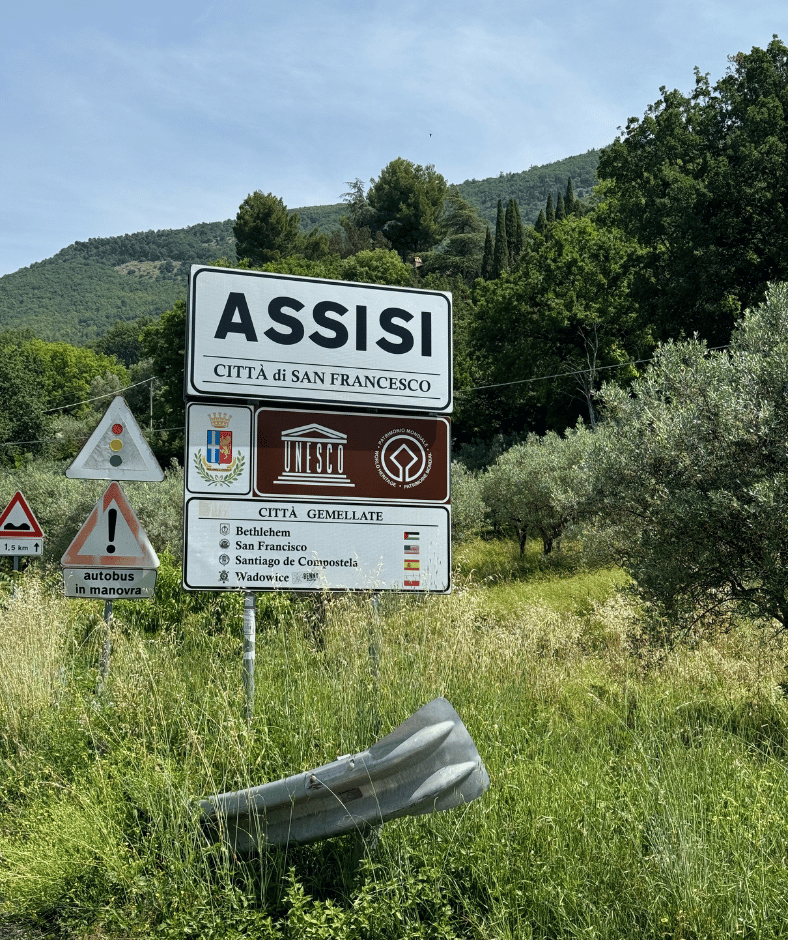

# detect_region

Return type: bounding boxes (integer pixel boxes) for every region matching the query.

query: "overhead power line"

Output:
[454,345,730,397]
[43,375,158,414]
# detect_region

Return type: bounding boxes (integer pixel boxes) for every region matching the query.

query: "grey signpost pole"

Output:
[97,599,113,696]
[243,593,256,722]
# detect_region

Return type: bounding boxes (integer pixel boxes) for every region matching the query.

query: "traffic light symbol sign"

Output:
[67,397,164,481]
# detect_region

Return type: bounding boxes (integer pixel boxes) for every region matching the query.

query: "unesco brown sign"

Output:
[254,407,450,504]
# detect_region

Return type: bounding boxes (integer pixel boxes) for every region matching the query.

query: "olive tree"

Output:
[593,282,788,638]
[482,427,592,555]
[450,461,485,543]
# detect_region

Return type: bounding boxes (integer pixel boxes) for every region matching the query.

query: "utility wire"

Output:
[0,425,185,449]
[43,375,158,414]
[1,343,733,448]
[455,345,731,396]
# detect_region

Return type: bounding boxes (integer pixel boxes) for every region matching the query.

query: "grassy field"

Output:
[2,540,788,939]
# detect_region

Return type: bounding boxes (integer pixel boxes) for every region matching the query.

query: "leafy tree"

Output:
[338,249,416,287]
[592,282,788,640]
[492,200,508,279]
[470,214,648,437]
[450,461,485,542]
[555,193,566,222]
[90,316,152,366]
[335,179,393,257]
[233,191,301,266]
[417,187,486,284]
[0,332,47,464]
[534,209,547,235]
[598,36,788,347]
[443,186,486,236]
[23,339,128,415]
[365,158,448,258]
[565,177,577,215]
[141,299,187,462]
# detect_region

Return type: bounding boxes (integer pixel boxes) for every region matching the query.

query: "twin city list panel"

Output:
[183,266,453,593]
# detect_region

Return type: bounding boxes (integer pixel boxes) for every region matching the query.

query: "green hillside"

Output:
[0,151,601,344]
[294,149,602,234]
[458,149,601,225]
[0,220,236,344]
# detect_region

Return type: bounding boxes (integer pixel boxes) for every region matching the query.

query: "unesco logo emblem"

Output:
[375,429,432,489]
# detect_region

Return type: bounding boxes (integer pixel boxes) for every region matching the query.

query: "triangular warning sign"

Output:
[0,491,44,538]
[61,482,159,568]
[66,396,164,481]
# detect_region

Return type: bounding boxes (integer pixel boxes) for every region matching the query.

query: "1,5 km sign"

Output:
[186,266,452,413]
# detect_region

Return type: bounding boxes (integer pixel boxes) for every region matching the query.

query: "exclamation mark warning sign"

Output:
[61,482,158,569]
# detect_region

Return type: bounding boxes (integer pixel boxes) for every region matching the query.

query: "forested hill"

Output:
[0,221,237,344]
[0,150,600,344]
[297,150,601,233]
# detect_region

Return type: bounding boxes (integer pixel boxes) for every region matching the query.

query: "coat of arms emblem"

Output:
[194,413,245,486]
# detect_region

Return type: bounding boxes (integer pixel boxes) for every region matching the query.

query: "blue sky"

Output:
[1,0,784,276]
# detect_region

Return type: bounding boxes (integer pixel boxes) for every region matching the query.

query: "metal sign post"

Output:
[243,593,255,722]
[96,600,114,696]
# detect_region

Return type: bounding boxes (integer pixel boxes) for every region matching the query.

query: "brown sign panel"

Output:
[254,408,450,504]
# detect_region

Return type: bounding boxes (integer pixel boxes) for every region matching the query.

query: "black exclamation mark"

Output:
[107,508,117,554]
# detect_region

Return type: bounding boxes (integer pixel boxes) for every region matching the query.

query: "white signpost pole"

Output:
[243,594,255,723]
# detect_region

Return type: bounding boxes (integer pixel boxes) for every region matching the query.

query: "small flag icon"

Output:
[404,560,420,570]
[404,531,419,540]
[404,544,419,554]
[404,579,420,587]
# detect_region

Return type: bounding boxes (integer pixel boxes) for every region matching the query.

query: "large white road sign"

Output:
[183,498,450,593]
[186,266,452,413]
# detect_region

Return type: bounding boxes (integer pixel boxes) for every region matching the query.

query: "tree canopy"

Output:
[468,213,649,436]
[233,191,302,266]
[598,36,788,347]
[343,159,449,259]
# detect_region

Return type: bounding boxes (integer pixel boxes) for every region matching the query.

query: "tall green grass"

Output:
[2,539,788,938]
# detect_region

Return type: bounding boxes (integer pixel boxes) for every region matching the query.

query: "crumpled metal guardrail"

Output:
[200,697,489,854]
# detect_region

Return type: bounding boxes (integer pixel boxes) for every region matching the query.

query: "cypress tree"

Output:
[535,209,547,235]
[511,199,524,261]
[481,226,494,280]
[504,198,525,265]
[504,199,516,265]
[565,176,576,214]
[556,193,566,222]
[492,200,509,278]
[545,193,555,225]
